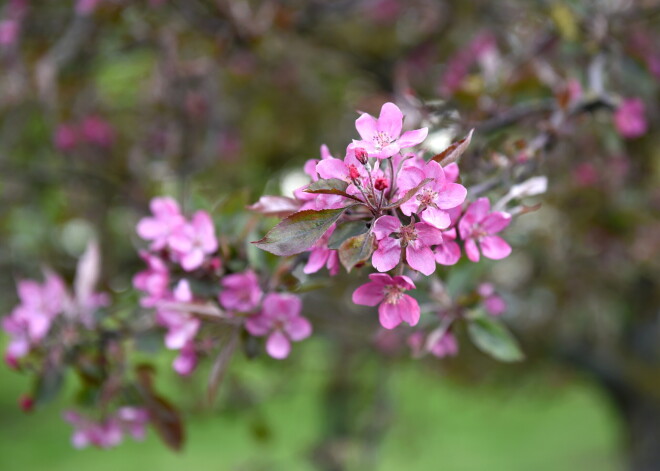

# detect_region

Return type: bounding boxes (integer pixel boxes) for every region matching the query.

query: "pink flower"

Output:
[304,225,340,276]
[458,197,512,262]
[219,270,263,312]
[3,273,67,362]
[352,273,420,329]
[352,102,428,159]
[136,197,185,251]
[76,0,102,16]
[434,228,461,266]
[429,331,459,358]
[398,160,467,229]
[63,411,123,449]
[116,407,149,441]
[478,283,506,316]
[0,19,20,46]
[81,115,114,147]
[54,123,79,152]
[245,293,311,359]
[372,216,443,275]
[314,145,369,208]
[614,98,647,139]
[156,280,200,351]
[132,252,170,308]
[169,211,218,271]
[173,341,197,375]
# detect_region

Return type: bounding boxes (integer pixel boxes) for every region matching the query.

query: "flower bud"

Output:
[348,164,361,181]
[354,147,369,165]
[374,177,389,191]
[19,394,34,413]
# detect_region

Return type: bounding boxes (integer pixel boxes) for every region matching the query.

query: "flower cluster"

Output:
[254,102,514,332]
[63,407,149,449]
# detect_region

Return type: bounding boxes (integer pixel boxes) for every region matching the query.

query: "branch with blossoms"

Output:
[2,102,538,451]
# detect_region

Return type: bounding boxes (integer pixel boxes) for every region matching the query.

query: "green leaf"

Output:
[467,316,524,362]
[432,129,474,166]
[338,231,376,272]
[384,178,433,210]
[327,221,370,249]
[253,207,353,256]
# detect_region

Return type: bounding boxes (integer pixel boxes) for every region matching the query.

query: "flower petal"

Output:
[415,222,444,245]
[377,102,403,139]
[352,281,385,306]
[481,211,512,234]
[421,207,451,229]
[398,128,428,148]
[373,215,401,239]
[304,248,330,274]
[372,237,401,273]
[435,182,467,209]
[355,113,378,141]
[434,240,462,266]
[285,316,312,341]
[480,235,512,260]
[316,158,348,180]
[465,238,481,262]
[378,302,403,329]
[398,294,421,326]
[266,331,291,359]
[406,243,436,275]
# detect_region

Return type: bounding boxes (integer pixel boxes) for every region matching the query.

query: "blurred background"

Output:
[1,0,659,470]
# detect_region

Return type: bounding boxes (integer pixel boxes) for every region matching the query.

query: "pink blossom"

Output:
[54,123,79,152]
[132,252,170,308]
[315,144,368,207]
[352,102,428,159]
[372,216,443,275]
[173,341,197,375]
[3,273,67,362]
[136,197,185,251]
[352,273,420,330]
[76,0,102,16]
[245,293,311,359]
[219,270,263,312]
[398,160,467,229]
[156,280,200,351]
[0,19,20,46]
[63,411,123,449]
[81,115,114,147]
[614,98,647,139]
[116,407,149,441]
[478,283,506,316]
[169,210,218,271]
[294,144,334,209]
[304,225,340,276]
[429,331,459,358]
[433,227,462,266]
[458,197,512,262]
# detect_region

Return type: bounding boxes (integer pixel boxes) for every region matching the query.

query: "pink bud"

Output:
[19,394,34,413]
[348,164,361,181]
[374,177,389,191]
[354,147,369,165]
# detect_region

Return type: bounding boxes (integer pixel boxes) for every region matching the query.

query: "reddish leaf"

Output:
[247,196,301,218]
[432,129,474,166]
[252,206,356,256]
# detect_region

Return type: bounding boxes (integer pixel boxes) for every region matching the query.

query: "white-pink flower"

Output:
[352,102,428,159]
[458,197,512,262]
[352,274,420,330]
[372,216,443,275]
[245,293,311,359]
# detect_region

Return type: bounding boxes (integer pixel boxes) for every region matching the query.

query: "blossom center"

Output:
[373,131,392,150]
[399,225,418,246]
[416,188,438,207]
[383,284,404,304]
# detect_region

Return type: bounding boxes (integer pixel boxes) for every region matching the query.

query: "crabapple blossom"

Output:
[133,251,170,308]
[478,283,507,316]
[353,102,428,159]
[458,197,512,262]
[169,210,218,271]
[433,227,462,266]
[372,216,443,275]
[136,197,185,251]
[219,270,263,312]
[352,274,420,329]
[398,159,467,229]
[304,226,340,276]
[245,293,311,359]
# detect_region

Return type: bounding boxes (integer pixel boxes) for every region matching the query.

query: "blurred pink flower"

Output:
[0,19,19,46]
[54,123,79,152]
[133,251,170,308]
[614,98,647,139]
[304,225,340,276]
[219,270,263,313]
[169,210,218,271]
[81,115,114,147]
[245,293,311,359]
[478,283,506,316]
[136,197,185,251]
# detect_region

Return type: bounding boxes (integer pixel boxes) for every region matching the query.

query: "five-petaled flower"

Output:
[353,102,428,159]
[372,216,443,275]
[458,197,512,262]
[245,293,312,359]
[352,273,420,329]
